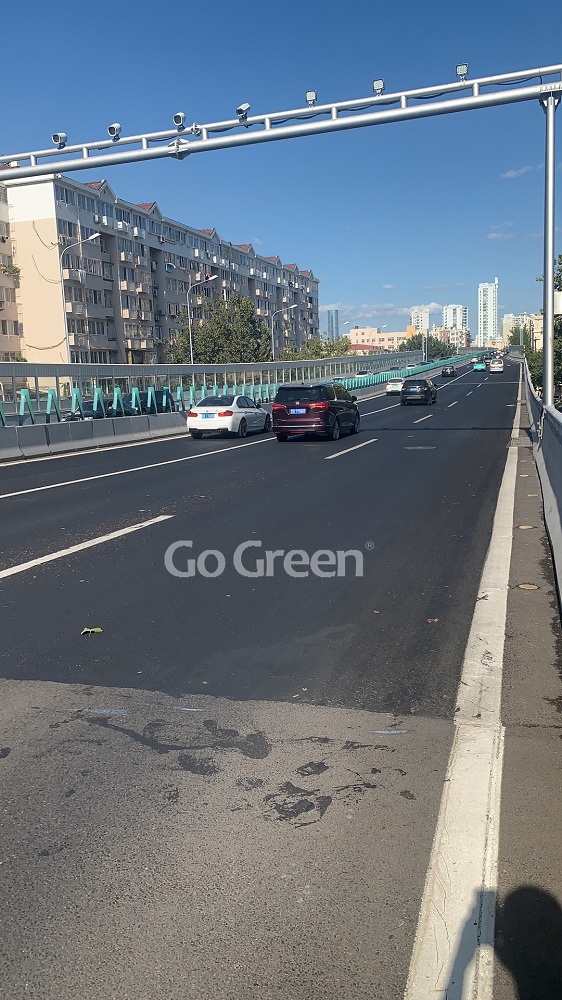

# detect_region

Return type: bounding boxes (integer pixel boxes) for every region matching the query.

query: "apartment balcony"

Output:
[126,337,155,351]
[121,308,140,320]
[65,301,84,316]
[87,303,114,319]
[62,268,85,282]
[119,279,136,293]
[134,255,150,269]
[119,251,134,264]
[138,310,153,322]
[136,282,150,295]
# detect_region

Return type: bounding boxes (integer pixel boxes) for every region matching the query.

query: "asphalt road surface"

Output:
[1,359,559,999]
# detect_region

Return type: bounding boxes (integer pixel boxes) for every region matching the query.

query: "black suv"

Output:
[272,382,360,441]
[441,365,456,378]
[123,390,177,414]
[400,379,437,405]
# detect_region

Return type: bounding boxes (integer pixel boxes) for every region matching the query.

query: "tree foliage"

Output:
[397,333,456,359]
[166,293,271,364]
[277,336,350,361]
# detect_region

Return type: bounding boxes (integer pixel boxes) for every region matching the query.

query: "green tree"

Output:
[165,293,270,364]
[277,336,350,362]
[398,333,455,359]
[509,323,532,350]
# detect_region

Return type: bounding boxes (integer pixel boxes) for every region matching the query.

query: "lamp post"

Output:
[187,274,217,365]
[270,304,298,360]
[59,232,100,363]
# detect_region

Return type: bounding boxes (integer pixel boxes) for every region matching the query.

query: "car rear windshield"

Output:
[405,380,428,386]
[198,395,235,407]
[275,387,326,402]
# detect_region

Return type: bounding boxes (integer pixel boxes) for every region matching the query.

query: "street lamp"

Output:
[271,304,298,360]
[187,274,217,365]
[60,232,100,363]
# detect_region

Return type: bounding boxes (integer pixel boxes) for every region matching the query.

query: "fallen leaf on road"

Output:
[426,618,439,623]
[81,628,104,636]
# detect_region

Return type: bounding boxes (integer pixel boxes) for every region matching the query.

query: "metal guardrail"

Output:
[0,352,422,409]
[0,353,479,428]
[524,358,562,600]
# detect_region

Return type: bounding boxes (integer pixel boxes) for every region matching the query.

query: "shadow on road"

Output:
[447,885,562,998]
[495,885,562,998]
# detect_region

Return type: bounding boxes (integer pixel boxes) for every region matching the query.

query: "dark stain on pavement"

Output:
[400,789,416,800]
[236,777,264,789]
[264,781,332,826]
[296,761,329,776]
[0,747,11,759]
[177,754,219,776]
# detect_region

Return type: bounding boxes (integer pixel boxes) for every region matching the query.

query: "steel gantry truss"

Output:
[1,64,560,399]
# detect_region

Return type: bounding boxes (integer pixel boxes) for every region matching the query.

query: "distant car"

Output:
[489,359,504,373]
[471,357,478,364]
[356,369,370,376]
[400,379,437,405]
[386,377,405,395]
[272,381,359,441]
[473,361,486,371]
[123,390,177,414]
[187,394,271,438]
[406,364,417,369]
[62,398,113,421]
[441,366,456,378]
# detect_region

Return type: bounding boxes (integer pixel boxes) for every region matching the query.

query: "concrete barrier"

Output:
[16,424,50,458]
[0,426,24,462]
[68,421,95,450]
[45,422,73,454]
[148,412,187,438]
[111,415,150,444]
[92,420,116,448]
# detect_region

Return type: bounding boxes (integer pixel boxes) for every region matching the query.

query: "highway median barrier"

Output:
[148,412,187,438]
[0,426,24,462]
[16,424,50,458]
[92,420,116,448]
[68,420,95,450]
[111,415,151,444]
[45,422,73,454]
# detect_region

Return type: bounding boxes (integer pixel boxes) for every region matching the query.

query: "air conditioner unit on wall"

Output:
[158,235,166,244]
[93,214,101,224]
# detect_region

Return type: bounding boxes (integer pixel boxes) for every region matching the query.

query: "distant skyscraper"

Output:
[327,309,339,340]
[442,304,468,331]
[410,307,430,332]
[477,278,498,346]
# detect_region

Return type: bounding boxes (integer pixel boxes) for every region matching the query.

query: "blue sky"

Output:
[3,0,562,338]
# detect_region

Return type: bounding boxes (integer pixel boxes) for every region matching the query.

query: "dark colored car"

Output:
[123,390,177,414]
[62,398,113,421]
[272,382,359,441]
[400,379,437,405]
[441,366,456,377]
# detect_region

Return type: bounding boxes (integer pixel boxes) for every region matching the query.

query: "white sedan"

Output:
[187,394,272,438]
[386,377,405,395]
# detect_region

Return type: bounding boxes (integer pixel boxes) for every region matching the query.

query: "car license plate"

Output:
[202,413,214,419]
[290,408,306,414]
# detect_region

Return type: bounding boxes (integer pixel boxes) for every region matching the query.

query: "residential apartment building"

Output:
[344,326,414,351]
[477,277,498,347]
[410,307,430,332]
[501,312,536,346]
[5,175,319,365]
[431,326,471,349]
[442,304,468,332]
[0,185,24,363]
[327,309,339,340]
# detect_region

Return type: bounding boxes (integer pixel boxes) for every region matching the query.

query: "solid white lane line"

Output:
[405,367,522,1000]
[324,438,378,460]
[412,414,433,423]
[466,391,473,396]
[0,515,173,580]
[447,400,459,408]
[0,437,273,501]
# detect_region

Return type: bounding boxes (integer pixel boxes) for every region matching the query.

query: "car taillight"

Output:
[218,410,233,416]
[308,401,329,411]
[188,410,198,417]
[272,403,285,411]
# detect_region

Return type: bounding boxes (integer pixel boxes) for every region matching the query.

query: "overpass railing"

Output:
[524,358,562,600]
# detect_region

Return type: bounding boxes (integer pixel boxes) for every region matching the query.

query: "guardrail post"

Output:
[45,388,62,423]
[130,386,143,414]
[146,386,157,414]
[70,387,84,419]
[111,386,125,417]
[248,384,255,400]
[176,386,186,411]
[0,399,6,428]
[18,389,36,426]
[93,386,106,418]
